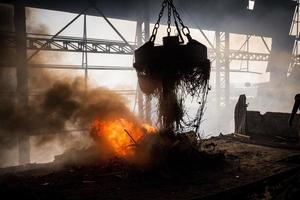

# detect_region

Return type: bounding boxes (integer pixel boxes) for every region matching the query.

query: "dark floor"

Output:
[1,135,300,200]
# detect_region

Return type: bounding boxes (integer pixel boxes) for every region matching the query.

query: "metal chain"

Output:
[150,0,168,42]
[172,5,184,43]
[169,0,190,36]
[150,0,190,42]
[167,1,171,36]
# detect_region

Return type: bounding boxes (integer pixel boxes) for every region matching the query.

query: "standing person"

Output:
[289,94,300,143]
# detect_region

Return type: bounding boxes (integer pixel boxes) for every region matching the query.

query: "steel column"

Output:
[136,20,144,120]
[14,0,30,165]
[289,0,300,75]
[82,14,88,90]
[215,31,221,109]
[144,2,152,123]
[224,32,230,107]
[215,31,230,131]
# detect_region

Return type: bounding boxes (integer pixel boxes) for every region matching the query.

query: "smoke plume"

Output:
[0,6,139,167]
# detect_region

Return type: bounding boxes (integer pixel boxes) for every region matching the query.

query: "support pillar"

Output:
[136,20,144,120]
[224,32,230,107]
[14,0,30,165]
[215,31,230,132]
[215,31,221,109]
[82,14,88,91]
[18,135,30,165]
[144,2,152,123]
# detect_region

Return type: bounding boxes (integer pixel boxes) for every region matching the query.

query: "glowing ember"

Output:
[142,124,156,134]
[91,118,156,157]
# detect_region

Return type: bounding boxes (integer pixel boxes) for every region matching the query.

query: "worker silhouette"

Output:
[289,94,300,143]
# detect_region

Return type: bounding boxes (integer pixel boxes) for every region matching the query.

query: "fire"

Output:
[91,118,156,157]
[142,123,156,134]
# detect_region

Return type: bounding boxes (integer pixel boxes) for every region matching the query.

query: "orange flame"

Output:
[91,118,156,157]
[142,124,156,134]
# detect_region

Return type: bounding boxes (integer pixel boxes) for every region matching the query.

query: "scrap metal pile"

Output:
[134,0,211,132]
